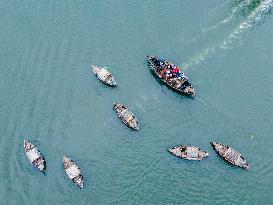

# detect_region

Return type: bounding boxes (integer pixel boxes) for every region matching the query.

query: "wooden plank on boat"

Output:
[211,142,249,169]
[92,65,117,86]
[147,55,196,96]
[113,102,139,130]
[24,140,46,173]
[169,145,209,160]
[63,156,84,189]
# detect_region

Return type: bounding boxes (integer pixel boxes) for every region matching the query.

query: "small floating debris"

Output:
[92,65,117,86]
[169,145,209,160]
[113,102,139,130]
[147,55,196,96]
[211,142,249,169]
[24,140,46,173]
[63,156,83,189]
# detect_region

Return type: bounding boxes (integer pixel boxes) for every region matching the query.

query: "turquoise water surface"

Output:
[0,0,273,204]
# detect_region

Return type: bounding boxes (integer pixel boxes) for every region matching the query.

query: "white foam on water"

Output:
[202,0,253,33]
[221,0,273,49]
[195,96,208,106]
[185,0,273,68]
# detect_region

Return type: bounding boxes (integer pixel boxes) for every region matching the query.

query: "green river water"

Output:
[0,0,273,204]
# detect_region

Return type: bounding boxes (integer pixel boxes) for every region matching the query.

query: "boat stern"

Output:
[184,86,196,96]
[37,162,46,172]
[106,77,117,87]
[210,142,216,147]
[132,124,140,131]
[190,87,197,96]
[76,176,84,189]
[168,146,177,155]
[79,182,83,189]
[243,163,250,169]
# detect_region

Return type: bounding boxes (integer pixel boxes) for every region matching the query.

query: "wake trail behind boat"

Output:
[185,0,273,68]
[195,96,207,106]
[202,0,256,33]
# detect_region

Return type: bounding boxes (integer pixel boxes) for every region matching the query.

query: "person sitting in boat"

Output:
[180,73,188,81]
[181,147,187,157]
[153,59,160,67]
[159,68,167,78]
[168,64,174,70]
[158,59,165,67]
[166,70,172,78]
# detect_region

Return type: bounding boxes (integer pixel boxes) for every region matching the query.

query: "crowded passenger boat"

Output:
[169,145,209,160]
[211,142,249,169]
[147,55,196,96]
[24,140,46,173]
[92,65,117,86]
[113,102,139,130]
[63,156,84,189]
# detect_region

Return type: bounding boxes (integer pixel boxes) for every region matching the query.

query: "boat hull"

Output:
[63,156,84,189]
[147,56,196,97]
[211,142,249,169]
[24,140,46,172]
[92,65,117,86]
[113,102,139,130]
[169,145,209,160]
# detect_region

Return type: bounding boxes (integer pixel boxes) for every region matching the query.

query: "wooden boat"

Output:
[92,65,117,86]
[211,142,249,169]
[63,156,84,189]
[113,102,139,130]
[147,55,196,96]
[24,140,46,172]
[169,145,209,160]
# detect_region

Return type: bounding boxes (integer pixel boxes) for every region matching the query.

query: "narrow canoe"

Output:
[63,156,84,189]
[113,102,139,130]
[169,145,209,160]
[24,140,46,172]
[211,142,249,169]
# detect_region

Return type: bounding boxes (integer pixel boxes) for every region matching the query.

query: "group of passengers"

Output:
[150,57,196,95]
[151,57,189,88]
[160,65,188,81]
[160,64,190,89]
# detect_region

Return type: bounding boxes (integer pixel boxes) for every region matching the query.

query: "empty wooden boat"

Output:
[169,145,209,160]
[24,140,46,172]
[211,142,249,169]
[113,102,139,130]
[63,156,84,189]
[92,65,117,86]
